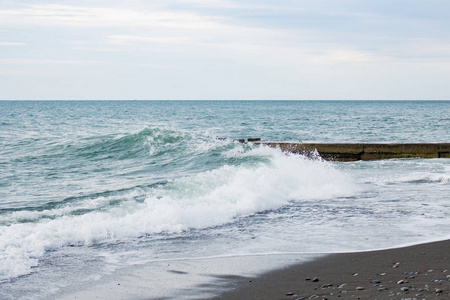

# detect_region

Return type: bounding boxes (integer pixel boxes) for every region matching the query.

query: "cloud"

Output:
[178,0,240,8]
[106,35,192,46]
[1,2,446,71]
[1,1,449,100]
[1,2,445,66]
[0,58,109,65]
[307,49,381,65]
[0,4,225,29]
[0,42,25,46]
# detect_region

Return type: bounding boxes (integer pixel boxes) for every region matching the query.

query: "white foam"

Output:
[0,146,357,281]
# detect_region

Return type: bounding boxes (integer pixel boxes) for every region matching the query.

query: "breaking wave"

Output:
[0,142,356,281]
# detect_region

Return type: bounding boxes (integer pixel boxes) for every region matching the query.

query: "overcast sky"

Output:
[1,0,450,100]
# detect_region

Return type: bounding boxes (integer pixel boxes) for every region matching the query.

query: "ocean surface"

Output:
[0,100,449,299]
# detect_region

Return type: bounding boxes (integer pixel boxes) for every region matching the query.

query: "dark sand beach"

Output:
[213,239,450,300]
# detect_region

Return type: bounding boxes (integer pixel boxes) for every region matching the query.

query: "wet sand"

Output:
[212,239,450,299]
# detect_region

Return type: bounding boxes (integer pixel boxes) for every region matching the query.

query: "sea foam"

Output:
[0,146,356,281]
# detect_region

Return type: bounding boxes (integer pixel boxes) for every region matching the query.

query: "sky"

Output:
[1,0,450,100]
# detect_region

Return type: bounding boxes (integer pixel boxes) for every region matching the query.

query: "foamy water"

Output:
[0,101,449,299]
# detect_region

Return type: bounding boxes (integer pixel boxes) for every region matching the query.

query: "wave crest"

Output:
[0,145,357,281]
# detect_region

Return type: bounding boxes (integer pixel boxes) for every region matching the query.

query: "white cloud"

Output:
[0,4,225,29]
[308,49,381,65]
[106,35,192,45]
[178,0,239,8]
[1,1,449,99]
[0,42,25,46]
[0,58,109,65]
[1,3,445,70]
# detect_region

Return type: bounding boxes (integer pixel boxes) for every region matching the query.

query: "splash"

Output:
[0,145,356,281]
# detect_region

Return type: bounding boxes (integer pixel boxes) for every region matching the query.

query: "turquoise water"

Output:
[0,100,449,299]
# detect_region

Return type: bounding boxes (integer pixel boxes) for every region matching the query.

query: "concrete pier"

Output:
[254,142,450,161]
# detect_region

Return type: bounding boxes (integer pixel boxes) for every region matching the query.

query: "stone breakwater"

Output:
[248,140,450,161]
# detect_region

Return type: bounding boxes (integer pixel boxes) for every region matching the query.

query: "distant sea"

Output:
[1,101,449,299]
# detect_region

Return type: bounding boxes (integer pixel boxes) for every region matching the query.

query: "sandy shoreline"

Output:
[212,240,450,300]
[56,240,450,299]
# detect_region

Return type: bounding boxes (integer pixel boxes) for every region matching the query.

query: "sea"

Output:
[0,100,449,299]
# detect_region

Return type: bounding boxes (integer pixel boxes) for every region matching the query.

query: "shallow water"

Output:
[0,100,449,299]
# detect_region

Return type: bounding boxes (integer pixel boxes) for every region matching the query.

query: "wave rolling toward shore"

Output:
[0,101,449,299]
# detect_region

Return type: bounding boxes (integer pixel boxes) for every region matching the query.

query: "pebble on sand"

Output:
[371,280,381,284]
